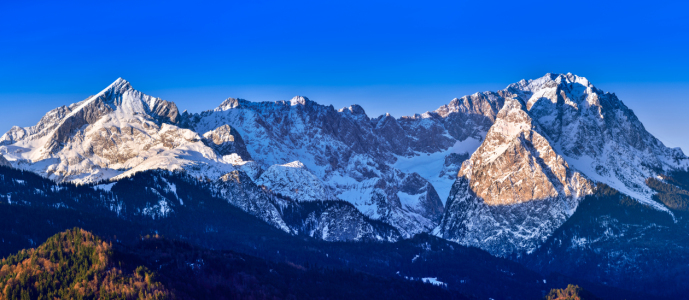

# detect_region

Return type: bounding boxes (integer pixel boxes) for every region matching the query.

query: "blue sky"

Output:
[1,0,688,151]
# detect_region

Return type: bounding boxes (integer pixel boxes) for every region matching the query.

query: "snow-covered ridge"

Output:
[0,78,235,184]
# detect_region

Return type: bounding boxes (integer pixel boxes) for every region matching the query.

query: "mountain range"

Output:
[1,73,688,299]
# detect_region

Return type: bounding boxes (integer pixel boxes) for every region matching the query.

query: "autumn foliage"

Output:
[544,284,601,300]
[0,228,170,300]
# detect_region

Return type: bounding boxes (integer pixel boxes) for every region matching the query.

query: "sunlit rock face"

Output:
[459,98,593,206]
[437,97,593,257]
[437,73,688,257]
[506,73,687,209]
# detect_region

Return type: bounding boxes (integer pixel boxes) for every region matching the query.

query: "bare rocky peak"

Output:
[505,73,687,207]
[0,104,77,146]
[202,124,252,160]
[459,98,593,205]
[0,78,220,183]
[290,95,309,106]
[21,78,182,159]
[216,97,244,110]
[339,104,367,115]
[436,98,594,256]
[438,73,687,256]
[188,94,452,236]
[428,91,508,142]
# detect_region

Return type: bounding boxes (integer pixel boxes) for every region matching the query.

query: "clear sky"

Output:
[1,0,688,151]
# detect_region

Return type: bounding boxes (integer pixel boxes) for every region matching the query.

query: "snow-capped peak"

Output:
[104,77,132,93]
[290,96,309,106]
[217,97,244,111]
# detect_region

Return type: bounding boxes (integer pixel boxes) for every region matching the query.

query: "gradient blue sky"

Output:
[1,1,688,151]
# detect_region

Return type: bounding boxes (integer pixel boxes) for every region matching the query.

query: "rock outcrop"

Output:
[437,98,593,256]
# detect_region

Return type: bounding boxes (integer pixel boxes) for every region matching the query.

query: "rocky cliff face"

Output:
[437,98,593,256]
[506,74,687,209]
[201,124,252,160]
[184,96,466,236]
[438,73,687,256]
[0,155,10,168]
[458,98,592,205]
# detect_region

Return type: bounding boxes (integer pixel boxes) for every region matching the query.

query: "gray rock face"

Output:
[187,96,459,236]
[183,90,510,236]
[399,172,444,222]
[0,155,10,168]
[283,200,402,242]
[1,103,77,146]
[202,124,252,160]
[433,91,506,141]
[459,98,592,205]
[214,170,295,233]
[438,177,583,256]
[437,98,593,256]
[212,170,400,242]
[255,161,333,201]
[0,77,507,238]
[439,152,469,179]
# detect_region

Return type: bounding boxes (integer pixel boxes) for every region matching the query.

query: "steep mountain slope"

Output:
[255,161,333,201]
[0,166,399,244]
[1,73,688,298]
[1,81,482,236]
[1,168,646,300]
[0,229,171,300]
[506,74,687,209]
[437,98,593,256]
[0,78,242,184]
[438,73,688,257]
[521,182,689,299]
[0,155,9,168]
[0,80,415,237]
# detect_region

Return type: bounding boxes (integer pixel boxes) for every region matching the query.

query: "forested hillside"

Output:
[1,229,467,300]
[0,229,170,300]
[0,167,646,300]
